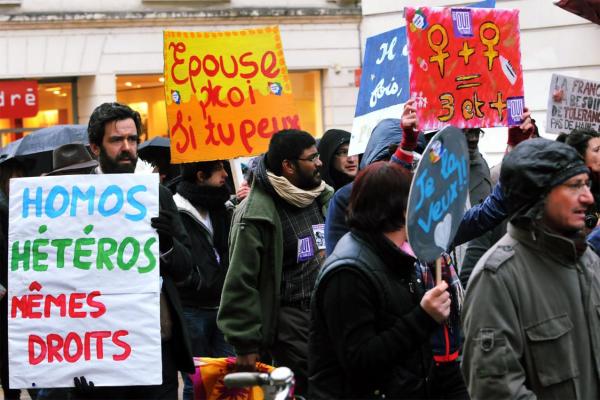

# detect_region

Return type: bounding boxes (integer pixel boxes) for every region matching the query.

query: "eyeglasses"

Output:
[561,180,592,193]
[296,152,321,163]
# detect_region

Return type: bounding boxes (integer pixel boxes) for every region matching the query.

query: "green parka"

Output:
[462,222,600,399]
[217,181,333,355]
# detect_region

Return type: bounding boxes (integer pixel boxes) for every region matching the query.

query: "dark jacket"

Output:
[309,231,442,399]
[173,193,229,308]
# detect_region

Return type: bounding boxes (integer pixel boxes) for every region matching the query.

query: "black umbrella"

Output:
[0,125,89,176]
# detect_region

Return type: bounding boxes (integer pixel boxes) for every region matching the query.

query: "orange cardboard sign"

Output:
[164,27,300,163]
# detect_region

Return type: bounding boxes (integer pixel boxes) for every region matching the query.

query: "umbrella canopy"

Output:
[556,0,600,25]
[0,125,90,176]
[138,136,171,164]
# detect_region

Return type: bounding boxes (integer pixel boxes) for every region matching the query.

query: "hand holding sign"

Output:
[420,280,451,323]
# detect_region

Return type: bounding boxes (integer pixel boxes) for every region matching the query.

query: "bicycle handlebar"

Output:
[224,372,270,388]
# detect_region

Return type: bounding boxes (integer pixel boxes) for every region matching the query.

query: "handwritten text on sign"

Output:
[406,127,469,263]
[8,174,162,388]
[164,27,300,163]
[546,73,600,134]
[349,27,410,156]
[406,7,524,130]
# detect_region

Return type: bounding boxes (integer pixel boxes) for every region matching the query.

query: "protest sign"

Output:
[406,126,469,263]
[163,26,300,163]
[349,27,410,156]
[546,73,600,134]
[8,174,161,388]
[406,7,524,131]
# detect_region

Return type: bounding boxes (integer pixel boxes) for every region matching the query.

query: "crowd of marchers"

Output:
[2,99,600,400]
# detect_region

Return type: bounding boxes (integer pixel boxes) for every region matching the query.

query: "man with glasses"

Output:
[462,138,600,399]
[218,129,333,395]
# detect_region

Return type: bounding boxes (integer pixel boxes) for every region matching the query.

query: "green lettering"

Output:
[138,237,157,274]
[50,239,73,268]
[74,237,95,270]
[32,238,49,271]
[11,240,31,271]
[96,238,117,270]
[117,237,140,271]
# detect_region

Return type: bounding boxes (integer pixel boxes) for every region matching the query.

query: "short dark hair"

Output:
[347,161,412,233]
[266,129,315,175]
[564,128,600,159]
[88,102,143,147]
[180,160,224,183]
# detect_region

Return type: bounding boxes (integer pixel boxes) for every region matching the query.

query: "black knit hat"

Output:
[500,138,589,215]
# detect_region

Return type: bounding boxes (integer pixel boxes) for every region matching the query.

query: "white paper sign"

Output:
[8,173,162,389]
[546,73,600,134]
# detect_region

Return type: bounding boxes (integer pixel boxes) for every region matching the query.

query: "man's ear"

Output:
[282,159,296,176]
[196,170,205,184]
[90,143,100,157]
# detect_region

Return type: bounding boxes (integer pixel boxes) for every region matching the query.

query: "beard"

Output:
[296,167,322,190]
[99,147,138,174]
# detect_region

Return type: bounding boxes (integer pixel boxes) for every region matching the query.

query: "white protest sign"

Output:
[546,73,600,134]
[8,173,162,389]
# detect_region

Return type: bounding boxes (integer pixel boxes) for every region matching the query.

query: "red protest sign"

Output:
[0,80,39,119]
[406,7,524,130]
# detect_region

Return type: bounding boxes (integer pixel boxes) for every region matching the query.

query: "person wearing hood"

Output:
[324,98,425,256]
[317,129,358,190]
[217,129,333,395]
[462,138,600,399]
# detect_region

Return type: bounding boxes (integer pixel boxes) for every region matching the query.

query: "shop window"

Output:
[0,81,75,147]
[116,74,167,142]
[289,70,323,137]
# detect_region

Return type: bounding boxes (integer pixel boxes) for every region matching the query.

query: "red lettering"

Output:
[47,333,64,363]
[220,55,239,79]
[282,115,301,130]
[87,291,106,318]
[172,110,191,153]
[11,295,28,318]
[217,123,235,146]
[28,334,47,365]
[86,331,111,360]
[240,120,256,153]
[261,51,280,78]
[188,55,202,94]
[227,87,245,108]
[28,294,43,318]
[68,293,87,318]
[239,52,259,79]
[169,42,188,85]
[203,54,220,77]
[112,330,131,361]
[204,115,220,146]
[63,332,83,363]
[257,118,273,139]
[44,293,66,317]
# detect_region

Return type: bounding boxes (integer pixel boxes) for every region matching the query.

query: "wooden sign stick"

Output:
[436,257,442,285]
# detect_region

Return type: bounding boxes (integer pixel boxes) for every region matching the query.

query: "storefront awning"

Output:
[556,0,600,25]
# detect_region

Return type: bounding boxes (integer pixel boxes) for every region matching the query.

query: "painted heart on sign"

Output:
[434,213,452,250]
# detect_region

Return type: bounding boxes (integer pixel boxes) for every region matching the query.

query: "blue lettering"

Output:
[125,185,148,222]
[45,186,69,218]
[22,187,42,218]
[416,180,460,233]
[98,185,124,217]
[71,186,96,216]
[414,169,435,212]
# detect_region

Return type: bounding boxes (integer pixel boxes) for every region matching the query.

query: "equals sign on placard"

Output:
[455,74,481,90]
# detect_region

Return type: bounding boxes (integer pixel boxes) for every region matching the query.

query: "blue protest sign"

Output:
[349,27,409,155]
[406,126,469,263]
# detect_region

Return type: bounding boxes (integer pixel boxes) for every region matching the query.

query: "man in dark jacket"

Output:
[85,102,195,399]
[173,160,234,400]
[462,138,600,399]
[218,129,333,395]
[317,129,358,191]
